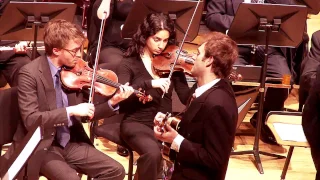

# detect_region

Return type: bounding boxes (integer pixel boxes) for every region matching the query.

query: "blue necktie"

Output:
[55,70,70,148]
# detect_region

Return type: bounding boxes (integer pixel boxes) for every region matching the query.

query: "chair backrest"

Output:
[266,111,309,147]
[0,87,21,146]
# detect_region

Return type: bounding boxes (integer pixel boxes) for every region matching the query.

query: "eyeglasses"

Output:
[62,47,82,58]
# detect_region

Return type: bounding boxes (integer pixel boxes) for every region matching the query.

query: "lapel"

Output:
[38,56,78,110]
[38,56,57,110]
[181,80,225,124]
[232,0,243,14]
[181,79,233,125]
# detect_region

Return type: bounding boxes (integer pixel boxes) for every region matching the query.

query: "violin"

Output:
[60,58,153,104]
[152,45,194,76]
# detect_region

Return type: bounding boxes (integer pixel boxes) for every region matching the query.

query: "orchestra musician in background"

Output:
[154,32,238,180]
[205,0,298,144]
[87,0,135,157]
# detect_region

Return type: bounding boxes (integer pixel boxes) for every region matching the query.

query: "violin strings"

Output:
[83,69,140,94]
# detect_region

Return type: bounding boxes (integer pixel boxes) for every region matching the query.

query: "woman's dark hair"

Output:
[124,13,176,57]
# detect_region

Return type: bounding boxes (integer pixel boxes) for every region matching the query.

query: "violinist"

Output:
[116,13,190,180]
[1,19,134,180]
[154,32,238,180]
[87,0,135,157]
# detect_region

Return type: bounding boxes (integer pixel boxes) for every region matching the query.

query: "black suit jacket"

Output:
[4,56,116,179]
[300,30,320,100]
[302,66,320,171]
[171,79,238,180]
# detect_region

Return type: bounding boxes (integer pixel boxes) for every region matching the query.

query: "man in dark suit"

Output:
[302,66,320,180]
[154,32,238,180]
[205,0,297,144]
[1,19,134,180]
[300,30,320,105]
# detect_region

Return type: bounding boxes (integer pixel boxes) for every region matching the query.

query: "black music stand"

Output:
[296,0,320,14]
[0,2,76,59]
[121,0,204,42]
[227,3,308,174]
[0,116,43,180]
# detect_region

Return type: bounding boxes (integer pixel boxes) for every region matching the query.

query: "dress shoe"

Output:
[117,145,129,157]
[260,126,278,145]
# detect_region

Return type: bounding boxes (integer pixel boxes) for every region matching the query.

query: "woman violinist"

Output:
[117,13,191,180]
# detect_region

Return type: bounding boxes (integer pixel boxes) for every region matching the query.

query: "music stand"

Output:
[0,116,43,180]
[227,3,308,174]
[121,0,204,42]
[296,0,320,14]
[0,2,77,59]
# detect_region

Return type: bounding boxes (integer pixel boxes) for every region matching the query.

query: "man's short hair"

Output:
[204,32,238,78]
[43,19,85,56]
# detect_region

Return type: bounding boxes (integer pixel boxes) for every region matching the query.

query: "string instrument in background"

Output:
[60,58,153,104]
[152,45,195,76]
[156,112,181,162]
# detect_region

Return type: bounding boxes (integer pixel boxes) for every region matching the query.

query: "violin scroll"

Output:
[136,88,153,104]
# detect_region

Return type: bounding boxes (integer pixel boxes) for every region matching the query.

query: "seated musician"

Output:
[87,0,134,72]
[0,1,33,87]
[114,13,190,180]
[1,19,134,180]
[300,30,320,105]
[0,41,31,87]
[87,0,135,157]
[205,0,297,144]
[154,32,238,180]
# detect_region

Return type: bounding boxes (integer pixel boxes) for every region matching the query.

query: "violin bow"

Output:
[162,0,202,98]
[88,11,108,105]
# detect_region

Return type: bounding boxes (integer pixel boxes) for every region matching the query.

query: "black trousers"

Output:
[90,46,124,72]
[40,142,125,180]
[0,53,31,87]
[236,46,291,115]
[121,120,163,180]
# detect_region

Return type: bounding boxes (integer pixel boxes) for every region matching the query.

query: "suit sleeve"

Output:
[176,105,235,170]
[172,71,190,105]
[205,0,234,33]
[300,31,320,92]
[92,100,117,120]
[117,58,153,90]
[17,67,69,130]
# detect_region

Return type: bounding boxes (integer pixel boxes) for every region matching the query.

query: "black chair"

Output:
[0,87,20,156]
[91,116,134,180]
[0,87,87,179]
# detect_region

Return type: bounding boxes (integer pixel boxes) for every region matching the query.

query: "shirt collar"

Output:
[194,79,220,98]
[47,56,61,78]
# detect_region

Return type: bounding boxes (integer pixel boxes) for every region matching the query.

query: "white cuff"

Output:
[170,134,184,152]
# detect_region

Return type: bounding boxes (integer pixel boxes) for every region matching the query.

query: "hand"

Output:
[97,0,111,19]
[109,82,134,106]
[151,78,170,93]
[153,112,166,126]
[67,103,95,119]
[154,123,178,144]
[13,41,28,54]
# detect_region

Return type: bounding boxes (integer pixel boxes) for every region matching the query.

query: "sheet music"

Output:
[4,127,41,180]
[273,123,307,142]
